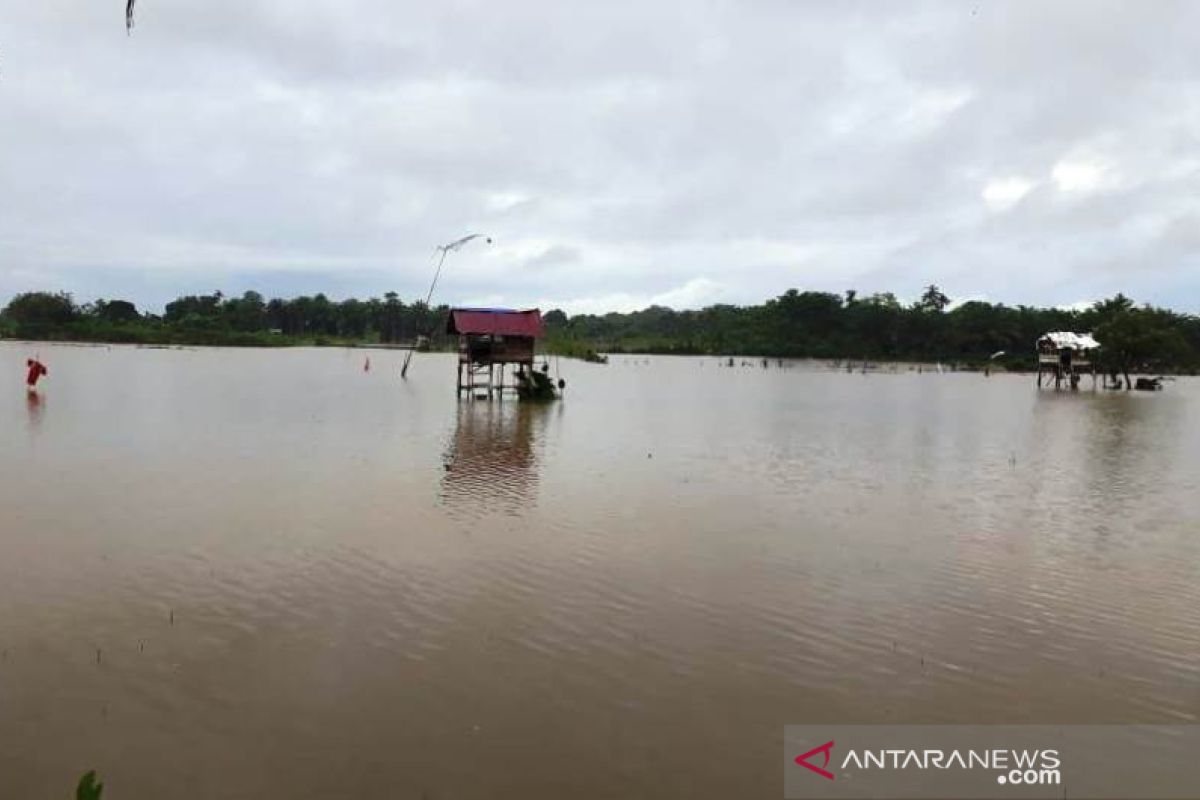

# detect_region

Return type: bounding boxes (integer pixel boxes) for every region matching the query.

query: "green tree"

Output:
[915,284,950,314]
[2,291,78,338]
[94,299,140,323]
[1095,302,1190,389]
[164,293,222,323]
[223,291,267,332]
[543,309,569,331]
[381,292,404,342]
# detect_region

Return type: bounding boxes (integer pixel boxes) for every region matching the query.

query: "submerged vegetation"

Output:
[3,286,1198,372]
[516,367,561,401]
[76,770,103,800]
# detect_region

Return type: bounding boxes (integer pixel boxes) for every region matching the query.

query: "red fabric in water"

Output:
[25,359,47,387]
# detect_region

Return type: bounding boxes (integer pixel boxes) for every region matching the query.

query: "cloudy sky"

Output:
[1,1,1198,315]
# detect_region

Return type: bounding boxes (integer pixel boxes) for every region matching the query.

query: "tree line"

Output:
[545,286,1199,374]
[0,290,450,347]
[2,285,1198,373]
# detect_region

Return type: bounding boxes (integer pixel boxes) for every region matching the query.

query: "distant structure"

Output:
[1036,331,1100,390]
[447,308,545,399]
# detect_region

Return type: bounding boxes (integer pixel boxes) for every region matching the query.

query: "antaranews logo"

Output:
[794,740,836,781]
[793,739,1060,786]
[786,725,1200,800]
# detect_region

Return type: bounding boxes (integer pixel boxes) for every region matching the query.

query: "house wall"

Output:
[460,335,536,364]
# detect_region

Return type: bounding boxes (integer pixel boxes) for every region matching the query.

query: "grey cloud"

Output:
[1,0,1198,313]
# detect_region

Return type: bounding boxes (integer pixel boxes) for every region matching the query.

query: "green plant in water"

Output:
[516,369,560,402]
[76,771,103,800]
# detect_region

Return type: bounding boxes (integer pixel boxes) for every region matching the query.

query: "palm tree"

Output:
[916,284,951,314]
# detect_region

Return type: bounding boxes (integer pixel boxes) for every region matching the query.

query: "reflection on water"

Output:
[440,401,547,516]
[24,389,44,429]
[0,343,1198,799]
[1027,391,1190,533]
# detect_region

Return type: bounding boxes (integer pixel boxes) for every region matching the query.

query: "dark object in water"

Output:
[25,358,48,388]
[77,769,104,800]
[516,369,559,402]
[582,350,608,364]
[1134,377,1164,391]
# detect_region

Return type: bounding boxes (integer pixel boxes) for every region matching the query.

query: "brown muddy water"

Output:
[1,343,1198,798]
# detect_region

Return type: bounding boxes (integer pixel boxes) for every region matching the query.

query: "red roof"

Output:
[446,308,544,338]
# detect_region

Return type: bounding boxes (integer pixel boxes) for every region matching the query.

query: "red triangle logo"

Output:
[795,740,835,780]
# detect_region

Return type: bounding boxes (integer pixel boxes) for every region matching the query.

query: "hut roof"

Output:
[447,308,544,338]
[1038,331,1100,350]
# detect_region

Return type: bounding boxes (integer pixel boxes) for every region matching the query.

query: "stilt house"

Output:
[447,308,544,398]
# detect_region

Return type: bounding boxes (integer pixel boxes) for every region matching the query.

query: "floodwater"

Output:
[1,343,1198,798]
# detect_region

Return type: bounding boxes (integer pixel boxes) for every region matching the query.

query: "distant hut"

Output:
[446,308,546,399]
[1036,331,1100,390]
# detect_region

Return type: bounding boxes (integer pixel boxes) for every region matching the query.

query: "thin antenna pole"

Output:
[422,247,451,309]
[401,234,490,379]
[400,248,448,378]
